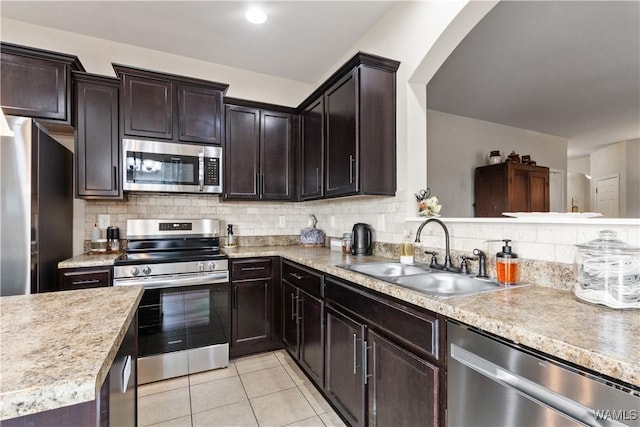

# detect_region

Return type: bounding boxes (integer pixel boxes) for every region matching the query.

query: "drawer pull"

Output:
[241,266,266,272]
[71,279,101,286]
[289,272,304,280]
[353,333,358,375]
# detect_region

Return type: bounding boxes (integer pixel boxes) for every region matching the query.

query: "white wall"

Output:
[567,156,590,211]
[591,141,628,216]
[426,109,568,217]
[626,139,640,217]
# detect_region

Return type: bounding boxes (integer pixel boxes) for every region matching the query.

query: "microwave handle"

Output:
[198,151,205,191]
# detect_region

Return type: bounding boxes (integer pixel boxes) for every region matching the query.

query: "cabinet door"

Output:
[225,105,260,199]
[367,329,439,427]
[298,289,324,387]
[510,167,531,212]
[300,97,324,200]
[178,84,223,145]
[231,278,271,357]
[122,74,173,139]
[529,169,550,212]
[325,306,366,427]
[261,111,292,200]
[0,52,70,123]
[282,281,299,355]
[325,71,358,197]
[75,76,121,198]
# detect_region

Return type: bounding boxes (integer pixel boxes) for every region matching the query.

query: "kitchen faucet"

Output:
[414,218,454,270]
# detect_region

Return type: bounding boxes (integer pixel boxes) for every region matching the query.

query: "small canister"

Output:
[107,226,120,252]
[489,150,502,164]
[341,233,352,255]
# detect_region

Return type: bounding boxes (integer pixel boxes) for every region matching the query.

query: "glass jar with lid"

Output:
[341,232,352,255]
[574,230,640,309]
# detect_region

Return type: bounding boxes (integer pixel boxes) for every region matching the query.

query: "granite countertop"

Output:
[58,252,123,269]
[0,286,144,421]
[56,245,639,387]
[224,246,640,387]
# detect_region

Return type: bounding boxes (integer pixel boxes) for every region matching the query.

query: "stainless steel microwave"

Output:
[123,139,222,194]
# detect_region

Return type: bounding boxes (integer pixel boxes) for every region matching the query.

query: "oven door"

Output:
[122,138,222,193]
[138,283,229,357]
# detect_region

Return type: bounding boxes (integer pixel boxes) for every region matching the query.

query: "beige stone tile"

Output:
[138,387,191,427]
[190,376,248,413]
[234,352,281,374]
[284,415,326,426]
[147,415,193,427]
[192,401,258,427]
[189,364,238,386]
[318,411,347,427]
[241,365,297,398]
[281,359,310,386]
[138,376,190,397]
[299,383,333,415]
[274,349,294,365]
[250,388,315,426]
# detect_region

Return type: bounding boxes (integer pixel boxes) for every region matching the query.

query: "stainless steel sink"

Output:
[337,262,527,298]
[339,262,432,278]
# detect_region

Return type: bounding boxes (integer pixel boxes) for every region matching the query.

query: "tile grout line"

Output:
[236,357,262,427]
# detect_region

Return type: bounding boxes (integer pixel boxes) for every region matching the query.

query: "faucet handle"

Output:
[424,250,438,267]
[460,256,477,274]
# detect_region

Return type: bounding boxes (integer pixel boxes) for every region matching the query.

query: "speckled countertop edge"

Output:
[0,286,144,421]
[223,246,640,388]
[58,253,123,269]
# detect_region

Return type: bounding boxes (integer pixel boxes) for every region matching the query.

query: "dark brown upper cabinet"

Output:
[1,42,84,126]
[73,72,122,199]
[300,97,324,200]
[113,64,228,145]
[297,52,400,200]
[224,98,295,201]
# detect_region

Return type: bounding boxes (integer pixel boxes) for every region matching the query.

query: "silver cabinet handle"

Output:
[315,167,320,193]
[71,279,101,286]
[353,333,358,375]
[242,266,265,272]
[297,295,303,321]
[363,340,373,385]
[349,155,355,184]
[291,293,297,320]
[290,272,304,280]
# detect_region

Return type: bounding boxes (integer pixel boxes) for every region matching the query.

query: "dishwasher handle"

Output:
[450,344,627,427]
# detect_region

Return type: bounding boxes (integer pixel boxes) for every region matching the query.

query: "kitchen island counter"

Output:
[224,245,640,388]
[0,285,143,421]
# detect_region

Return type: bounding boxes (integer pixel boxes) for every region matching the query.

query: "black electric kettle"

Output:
[352,223,373,255]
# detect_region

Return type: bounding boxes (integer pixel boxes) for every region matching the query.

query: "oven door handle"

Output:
[198,150,205,192]
[114,272,229,289]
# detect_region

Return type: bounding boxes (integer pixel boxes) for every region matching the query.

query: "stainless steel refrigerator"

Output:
[1,116,73,296]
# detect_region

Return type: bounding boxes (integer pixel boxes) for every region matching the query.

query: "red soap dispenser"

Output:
[496,239,519,285]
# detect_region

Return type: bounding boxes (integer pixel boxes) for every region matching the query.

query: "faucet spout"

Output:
[414,218,452,269]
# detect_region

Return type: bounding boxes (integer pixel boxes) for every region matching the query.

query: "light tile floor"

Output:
[138,350,347,427]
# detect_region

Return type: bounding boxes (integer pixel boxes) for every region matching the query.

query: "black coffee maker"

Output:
[351,223,373,255]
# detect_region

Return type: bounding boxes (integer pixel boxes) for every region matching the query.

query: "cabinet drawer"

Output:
[232,258,273,280]
[60,267,112,290]
[282,260,323,298]
[325,277,439,359]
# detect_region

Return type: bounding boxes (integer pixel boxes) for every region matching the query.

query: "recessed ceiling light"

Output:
[245,7,267,24]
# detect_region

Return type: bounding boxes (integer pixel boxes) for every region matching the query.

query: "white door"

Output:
[595,175,620,217]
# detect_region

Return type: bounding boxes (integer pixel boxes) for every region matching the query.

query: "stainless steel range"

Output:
[114,219,229,384]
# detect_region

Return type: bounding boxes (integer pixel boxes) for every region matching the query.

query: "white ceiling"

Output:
[0,1,395,83]
[427,1,640,158]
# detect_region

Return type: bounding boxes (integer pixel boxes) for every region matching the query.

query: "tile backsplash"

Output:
[84,192,639,290]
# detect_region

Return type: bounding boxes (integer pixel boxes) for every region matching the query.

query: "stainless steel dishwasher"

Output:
[447,321,639,427]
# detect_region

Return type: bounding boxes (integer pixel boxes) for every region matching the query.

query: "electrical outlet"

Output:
[278,216,286,227]
[98,214,110,229]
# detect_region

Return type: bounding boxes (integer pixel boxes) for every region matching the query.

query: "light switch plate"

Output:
[98,214,110,229]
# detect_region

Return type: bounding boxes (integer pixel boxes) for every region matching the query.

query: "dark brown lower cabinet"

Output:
[367,329,439,427]
[281,260,324,387]
[230,258,281,358]
[324,276,444,427]
[325,306,366,427]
